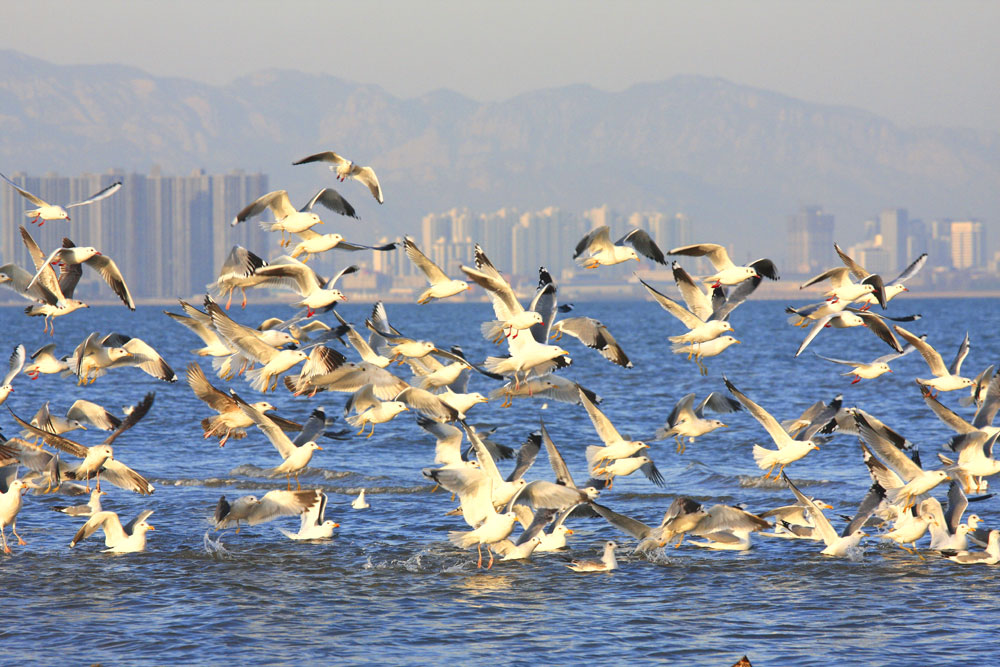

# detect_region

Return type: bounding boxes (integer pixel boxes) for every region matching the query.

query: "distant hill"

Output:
[1,50,997,256]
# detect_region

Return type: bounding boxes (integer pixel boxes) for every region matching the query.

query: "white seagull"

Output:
[403,237,470,304]
[894,326,973,395]
[1,172,121,225]
[293,150,384,203]
[70,509,154,553]
[574,226,666,268]
[668,242,779,288]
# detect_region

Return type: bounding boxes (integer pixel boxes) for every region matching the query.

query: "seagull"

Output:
[288,228,396,263]
[292,150,384,203]
[25,399,121,437]
[589,497,713,551]
[723,376,820,478]
[489,535,543,562]
[573,226,666,268]
[668,242,779,288]
[351,489,370,509]
[944,529,1000,565]
[781,473,867,557]
[236,399,324,489]
[894,326,973,394]
[28,236,134,310]
[0,345,26,406]
[461,244,544,338]
[250,256,354,317]
[548,317,632,368]
[791,309,904,358]
[639,276,734,345]
[448,510,518,569]
[878,504,938,555]
[799,265,886,309]
[566,541,619,572]
[855,413,949,509]
[0,232,89,334]
[0,466,29,554]
[208,246,269,310]
[231,189,324,243]
[51,489,106,517]
[652,392,742,453]
[279,491,339,540]
[813,335,921,383]
[185,363,301,447]
[69,332,176,385]
[9,394,156,494]
[579,388,662,486]
[836,244,926,308]
[403,237,470,303]
[23,343,68,379]
[1,172,121,225]
[671,336,742,375]
[70,509,154,553]
[344,385,410,437]
[214,490,320,533]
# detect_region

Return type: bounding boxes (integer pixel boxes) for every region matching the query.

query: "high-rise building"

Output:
[786,206,834,275]
[1,169,270,301]
[878,208,909,269]
[950,220,986,269]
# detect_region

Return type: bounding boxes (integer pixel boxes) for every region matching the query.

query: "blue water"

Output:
[2,296,999,665]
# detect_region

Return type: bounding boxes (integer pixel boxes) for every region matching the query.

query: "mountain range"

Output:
[1,49,997,257]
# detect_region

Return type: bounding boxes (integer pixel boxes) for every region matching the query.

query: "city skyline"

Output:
[2,168,996,305]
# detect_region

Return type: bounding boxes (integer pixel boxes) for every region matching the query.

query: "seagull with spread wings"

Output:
[403,236,470,304]
[293,150,384,204]
[894,326,974,394]
[70,509,155,553]
[574,225,667,268]
[668,242,779,288]
[1,172,121,225]
[27,236,134,310]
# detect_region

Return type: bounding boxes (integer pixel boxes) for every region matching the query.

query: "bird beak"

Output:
[148,525,155,530]
[465,285,471,291]
[734,339,742,344]
[635,257,641,262]
[342,295,349,302]
[316,445,324,450]
[821,503,833,510]
[565,529,574,535]
[333,523,340,528]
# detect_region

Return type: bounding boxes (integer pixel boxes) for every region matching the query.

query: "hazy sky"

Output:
[4,0,999,133]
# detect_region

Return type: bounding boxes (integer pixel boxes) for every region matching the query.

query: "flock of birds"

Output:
[2,153,999,576]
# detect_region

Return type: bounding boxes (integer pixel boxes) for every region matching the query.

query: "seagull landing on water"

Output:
[351,489,370,509]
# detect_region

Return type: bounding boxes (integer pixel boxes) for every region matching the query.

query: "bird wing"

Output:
[842,483,887,537]
[185,362,236,412]
[834,243,870,280]
[669,262,714,321]
[237,400,298,459]
[664,393,698,427]
[461,420,503,484]
[696,392,743,417]
[1,172,49,206]
[640,459,666,486]
[528,269,558,343]
[71,511,125,547]
[254,259,322,296]
[692,505,770,536]
[249,490,320,525]
[301,187,357,219]
[945,480,969,536]
[66,399,121,431]
[9,408,89,458]
[855,312,903,353]
[351,165,383,203]
[118,338,176,382]
[66,181,122,208]
[3,344,26,386]
[781,473,838,546]
[723,377,789,445]
[460,245,523,320]
[589,501,653,539]
[122,509,155,536]
[505,431,541,482]
[102,392,155,447]
[890,253,927,285]
[855,413,924,482]
[949,332,971,376]
[418,416,464,466]
[19,226,65,303]
[638,277,704,329]
[99,459,154,495]
[552,317,631,368]
[403,237,449,284]
[540,419,576,488]
[578,388,624,445]
[231,190,294,225]
[921,385,975,433]
[617,229,666,264]
[800,266,851,289]
[83,254,135,309]
[292,151,349,167]
[508,480,585,513]
[893,325,947,376]
[573,226,613,258]
[668,243,732,270]
[396,387,457,423]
